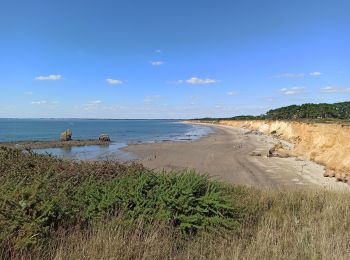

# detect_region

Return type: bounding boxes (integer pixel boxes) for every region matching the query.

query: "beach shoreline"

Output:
[0,139,111,149]
[123,122,349,190]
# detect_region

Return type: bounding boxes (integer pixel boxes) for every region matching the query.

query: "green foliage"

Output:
[0,178,72,249]
[194,101,350,121]
[266,102,350,120]
[75,171,239,233]
[0,147,241,252]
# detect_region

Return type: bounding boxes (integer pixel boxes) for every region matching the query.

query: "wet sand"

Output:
[123,124,349,190]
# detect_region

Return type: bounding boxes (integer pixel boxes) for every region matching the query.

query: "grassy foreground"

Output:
[1,147,350,259]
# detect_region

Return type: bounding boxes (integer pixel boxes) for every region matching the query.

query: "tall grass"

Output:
[1,147,350,259]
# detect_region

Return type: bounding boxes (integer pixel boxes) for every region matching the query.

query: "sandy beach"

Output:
[124,124,349,190]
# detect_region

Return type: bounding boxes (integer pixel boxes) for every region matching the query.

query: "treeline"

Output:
[265,102,350,120]
[195,102,350,121]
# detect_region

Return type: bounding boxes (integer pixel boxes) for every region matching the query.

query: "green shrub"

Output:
[0,147,242,252]
[75,171,240,233]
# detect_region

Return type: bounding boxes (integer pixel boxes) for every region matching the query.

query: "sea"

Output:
[0,119,214,160]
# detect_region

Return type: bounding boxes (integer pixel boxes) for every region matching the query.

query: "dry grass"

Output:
[15,189,349,260]
[2,147,350,259]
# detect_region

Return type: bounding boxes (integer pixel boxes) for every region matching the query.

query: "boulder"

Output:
[335,172,343,182]
[60,129,72,141]
[249,151,262,157]
[335,172,348,183]
[323,168,336,177]
[99,134,111,142]
[267,142,290,158]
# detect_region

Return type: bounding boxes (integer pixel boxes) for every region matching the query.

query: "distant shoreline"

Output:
[0,139,111,149]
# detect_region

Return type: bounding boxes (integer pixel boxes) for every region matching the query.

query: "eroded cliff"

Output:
[217,120,350,181]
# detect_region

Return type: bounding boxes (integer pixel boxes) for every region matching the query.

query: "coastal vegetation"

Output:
[195,101,350,122]
[1,147,350,259]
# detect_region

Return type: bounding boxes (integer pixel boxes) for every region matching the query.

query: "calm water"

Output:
[0,119,213,160]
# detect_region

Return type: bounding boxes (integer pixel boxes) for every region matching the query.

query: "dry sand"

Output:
[123,123,349,191]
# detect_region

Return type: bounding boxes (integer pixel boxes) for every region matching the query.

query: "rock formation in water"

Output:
[60,129,72,141]
[99,134,111,142]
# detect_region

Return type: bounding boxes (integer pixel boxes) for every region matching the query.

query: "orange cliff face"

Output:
[218,120,350,179]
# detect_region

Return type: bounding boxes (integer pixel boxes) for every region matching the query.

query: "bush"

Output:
[75,171,240,233]
[0,147,241,252]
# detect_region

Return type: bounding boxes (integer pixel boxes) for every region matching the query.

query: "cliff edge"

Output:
[216,120,350,183]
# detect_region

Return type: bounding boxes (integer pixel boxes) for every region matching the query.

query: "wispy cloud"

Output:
[227,91,237,96]
[82,100,103,110]
[35,74,63,81]
[155,49,162,53]
[309,71,322,76]
[30,100,60,105]
[177,77,220,85]
[30,100,47,105]
[270,73,305,79]
[271,71,323,79]
[144,95,161,104]
[106,78,123,85]
[280,87,306,95]
[150,61,164,66]
[321,86,350,93]
[90,100,102,104]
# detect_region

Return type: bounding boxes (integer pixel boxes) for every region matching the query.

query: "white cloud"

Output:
[144,95,161,104]
[150,61,164,66]
[227,91,237,96]
[321,86,350,93]
[177,77,220,85]
[35,75,63,81]
[270,73,305,79]
[310,71,322,76]
[82,100,103,110]
[30,100,60,106]
[30,100,47,105]
[106,78,123,85]
[280,87,306,95]
[155,49,162,53]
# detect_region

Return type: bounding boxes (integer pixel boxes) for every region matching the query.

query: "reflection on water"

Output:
[24,121,215,161]
[34,142,136,161]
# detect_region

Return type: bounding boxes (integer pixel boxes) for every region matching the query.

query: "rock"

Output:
[323,169,336,177]
[334,172,346,182]
[244,130,253,135]
[267,142,290,158]
[99,134,111,142]
[335,173,343,182]
[60,129,72,141]
[249,151,262,156]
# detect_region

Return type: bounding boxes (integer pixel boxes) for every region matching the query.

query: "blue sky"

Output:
[0,0,349,119]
